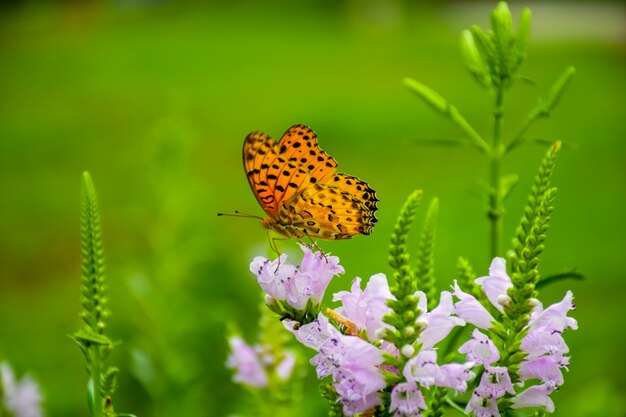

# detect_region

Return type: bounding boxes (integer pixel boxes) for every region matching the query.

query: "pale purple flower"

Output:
[436,362,475,394]
[342,392,382,417]
[390,382,427,417]
[276,351,296,381]
[416,291,466,349]
[528,291,577,334]
[459,329,500,365]
[250,244,344,309]
[519,356,567,387]
[466,386,501,417]
[479,366,515,397]
[403,350,443,387]
[511,383,556,412]
[453,281,495,330]
[475,257,513,312]
[291,314,385,415]
[333,273,394,341]
[520,328,569,360]
[226,337,268,388]
[1,363,44,417]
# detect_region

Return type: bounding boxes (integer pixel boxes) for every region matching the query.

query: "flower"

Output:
[519,356,566,387]
[510,383,556,412]
[436,362,475,394]
[226,336,268,388]
[466,386,501,417]
[290,314,385,416]
[475,257,513,312]
[333,273,394,341]
[1,362,44,417]
[528,291,578,334]
[452,281,495,330]
[276,351,296,381]
[479,366,514,397]
[416,291,466,349]
[403,350,443,387]
[390,382,427,417]
[458,329,499,365]
[250,244,344,310]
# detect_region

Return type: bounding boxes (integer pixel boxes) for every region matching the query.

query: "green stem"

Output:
[92,347,104,417]
[489,84,505,258]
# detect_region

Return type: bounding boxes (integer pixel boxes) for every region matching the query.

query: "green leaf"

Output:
[102,367,119,398]
[470,25,496,83]
[404,78,489,153]
[71,328,113,349]
[512,8,532,72]
[491,1,514,80]
[460,29,491,88]
[536,270,584,289]
[500,173,519,201]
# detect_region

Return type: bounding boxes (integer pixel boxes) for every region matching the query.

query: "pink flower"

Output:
[475,257,512,312]
[519,356,567,387]
[250,244,344,309]
[416,291,466,349]
[458,329,500,365]
[435,362,475,393]
[276,352,296,381]
[226,337,268,388]
[466,386,501,417]
[511,383,556,412]
[390,382,427,417]
[453,281,495,330]
[333,273,394,341]
[403,350,443,387]
[520,328,568,360]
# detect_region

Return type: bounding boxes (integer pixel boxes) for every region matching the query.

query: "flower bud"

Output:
[401,344,415,358]
[403,310,415,322]
[528,298,541,307]
[403,326,415,338]
[415,318,429,331]
[497,294,512,308]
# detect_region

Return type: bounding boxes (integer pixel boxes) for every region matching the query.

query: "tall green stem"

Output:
[92,348,104,417]
[489,84,505,258]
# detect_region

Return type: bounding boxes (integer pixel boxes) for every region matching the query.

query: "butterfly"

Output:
[243,124,378,251]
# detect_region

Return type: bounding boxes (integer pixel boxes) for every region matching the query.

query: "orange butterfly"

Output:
[242,124,378,251]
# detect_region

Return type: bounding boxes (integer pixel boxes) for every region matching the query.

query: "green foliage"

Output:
[72,172,130,417]
[456,257,482,300]
[388,189,423,295]
[426,386,447,417]
[320,384,344,417]
[415,198,438,310]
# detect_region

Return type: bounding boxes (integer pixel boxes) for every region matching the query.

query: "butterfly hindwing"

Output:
[278,182,377,240]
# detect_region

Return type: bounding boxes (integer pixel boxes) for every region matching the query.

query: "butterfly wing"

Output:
[277,181,378,240]
[243,124,338,218]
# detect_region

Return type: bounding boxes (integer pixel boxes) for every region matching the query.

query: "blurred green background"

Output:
[1,0,624,416]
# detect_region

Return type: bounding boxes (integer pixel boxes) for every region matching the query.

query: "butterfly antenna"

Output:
[217,210,264,220]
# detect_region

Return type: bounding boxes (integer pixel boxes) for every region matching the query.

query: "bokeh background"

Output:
[1,0,624,416]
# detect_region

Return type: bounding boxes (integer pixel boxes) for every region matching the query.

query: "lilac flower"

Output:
[479,366,514,397]
[226,336,268,388]
[519,356,566,387]
[390,382,427,417]
[511,383,556,412]
[1,363,44,417]
[291,314,385,416]
[520,328,569,360]
[403,350,443,387]
[250,244,344,309]
[452,281,495,330]
[416,291,466,349]
[475,257,512,312]
[528,291,577,334]
[436,362,475,394]
[276,351,296,381]
[458,329,499,365]
[466,386,501,417]
[333,273,394,341]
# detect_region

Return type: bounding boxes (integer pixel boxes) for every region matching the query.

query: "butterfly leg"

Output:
[267,233,289,271]
[303,237,328,262]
